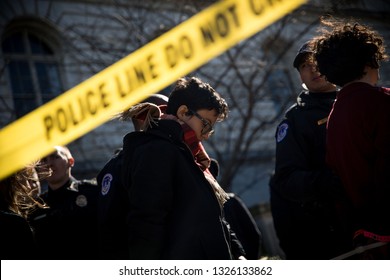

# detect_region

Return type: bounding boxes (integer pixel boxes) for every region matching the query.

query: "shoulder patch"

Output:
[101,173,113,196]
[276,123,289,143]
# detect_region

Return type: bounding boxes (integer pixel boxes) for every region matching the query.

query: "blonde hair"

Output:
[0,162,49,218]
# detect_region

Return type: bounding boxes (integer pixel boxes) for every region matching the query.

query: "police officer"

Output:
[269,41,350,259]
[30,146,99,259]
[96,94,168,259]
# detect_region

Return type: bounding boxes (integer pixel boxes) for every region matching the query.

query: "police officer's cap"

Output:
[293,41,314,69]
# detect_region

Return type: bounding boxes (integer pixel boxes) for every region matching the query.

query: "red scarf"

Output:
[180,122,228,207]
[181,123,211,171]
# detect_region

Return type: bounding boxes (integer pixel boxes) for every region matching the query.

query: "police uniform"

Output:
[96,149,130,259]
[30,177,99,259]
[270,90,350,259]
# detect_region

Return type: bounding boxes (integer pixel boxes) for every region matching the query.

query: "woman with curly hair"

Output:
[313,19,390,259]
[0,163,48,259]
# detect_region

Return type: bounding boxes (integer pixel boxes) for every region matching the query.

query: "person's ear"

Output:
[176,105,189,120]
[68,157,75,168]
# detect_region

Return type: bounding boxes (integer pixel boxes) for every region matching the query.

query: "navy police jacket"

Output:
[30,177,99,259]
[269,90,349,259]
[97,149,130,259]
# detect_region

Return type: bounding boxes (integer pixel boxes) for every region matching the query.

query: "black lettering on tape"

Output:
[56,108,67,132]
[86,90,98,115]
[200,23,215,47]
[132,54,158,85]
[269,0,284,6]
[215,13,229,37]
[147,54,159,79]
[115,70,137,98]
[200,4,239,47]
[77,96,87,121]
[44,115,54,140]
[43,82,109,141]
[165,44,177,68]
[249,0,283,15]
[227,5,239,27]
[68,102,80,126]
[134,64,146,85]
[249,0,265,15]
[164,35,194,69]
[116,58,156,98]
[180,36,193,59]
[140,54,158,84]
[99,82,110,108]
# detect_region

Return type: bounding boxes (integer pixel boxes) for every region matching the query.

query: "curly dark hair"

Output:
[166,77,228,121]
[313,18,388,86]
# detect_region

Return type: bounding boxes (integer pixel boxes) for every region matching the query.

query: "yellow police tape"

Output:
[0,0,306,180]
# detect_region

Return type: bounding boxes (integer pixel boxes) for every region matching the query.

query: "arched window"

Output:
[1,18,63,118]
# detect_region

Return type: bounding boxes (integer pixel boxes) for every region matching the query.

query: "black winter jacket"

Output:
[0,210,36,259]
[271,91,339,202]
[30,177,99,259]
[269,91,349,259]
[97,149,130,259]
[122,119,233,260]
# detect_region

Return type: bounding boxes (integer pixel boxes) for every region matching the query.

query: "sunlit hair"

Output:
[166,77,229,122]
[0,161,50,218]
[313,18,388,86]
[54,145,72,159]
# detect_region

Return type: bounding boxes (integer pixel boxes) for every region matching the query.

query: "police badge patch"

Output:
[276,123,289,143]
[101,173,113,196]
[75,195,88,207]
